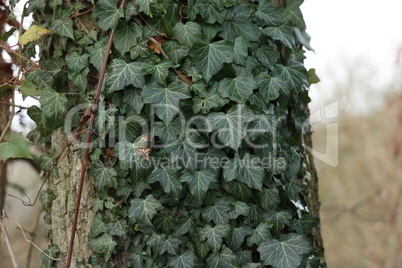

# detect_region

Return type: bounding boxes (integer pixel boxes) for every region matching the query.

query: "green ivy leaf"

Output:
[257,233,312,268]
[130,39,151,59]
[0,28,16,42]
[128,195,163,225]
[247,223,272,247]
[199,224,230,252]
[307,68,320,85]
[115,139,148,169]
[228,226,251,250]
[285,0,306,29]
[136,0,156,17]
[233,36,250,65]
[116,185,133,202]
[228,201,250,219]
[220,19,261,42]
[264,24,295,49]
[223,154,264,190]
[124,89,144,114]
[260,187,280,211]
[207,105,254,150]
[19,80,40,100]
[89,214,108,238]
[224,181,251,202]
[93,198,104,214]
[142,82,190,124]
[254,0,284,26]
[108,220,127,237]
[89,233,117,261]
[181,170,217,202]
[192,83,228,114]
[256,72,288,101]
[202,199,231,224]
[291,215,319,235]
[196,0,224,24]
[247,114,278,141]
[66,52,89,76]
[93,0,124,30]
[39,189,56,213]
[89,41,107,71]
[27,106,50,137]
[114,20,142,54]
[273,60,308,91]
[148,168,182,197]
[162,41,189,64]
[142,60,178,84]
[88,160,117,189]
[154,213,176,233]
[118,115,143,142]
[255,45,279,69]
[39,87,68,130]
[169,250,196,268]
[154,119,183,144]
[172,22,201,48]
[166,137,199,170]
[107,59,145,93]
[218,74,256,103]
[71,68,89,91]
[173,214,196,237]
[189,38,233,82]
[132,181,152,198]
[295,27,314,51]
[161,237,181,255]
[266,211,292,234]
[52,19,74,39]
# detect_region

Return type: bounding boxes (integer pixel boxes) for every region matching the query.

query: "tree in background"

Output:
[6,0,325,267]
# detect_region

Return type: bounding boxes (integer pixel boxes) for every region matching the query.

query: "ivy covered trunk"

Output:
[25,0,325,267]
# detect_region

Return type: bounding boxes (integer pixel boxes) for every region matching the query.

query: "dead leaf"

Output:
[148,36,166,54]
[18,25,50,45]
[177,71,194,86]
[106,148,115,157]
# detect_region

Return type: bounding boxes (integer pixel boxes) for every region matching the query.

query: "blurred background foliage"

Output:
[311,55,402,267]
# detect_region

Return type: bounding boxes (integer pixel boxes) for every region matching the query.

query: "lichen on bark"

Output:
[48,129,95,267]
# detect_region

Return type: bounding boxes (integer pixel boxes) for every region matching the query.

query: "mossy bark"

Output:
[49,129,95,267]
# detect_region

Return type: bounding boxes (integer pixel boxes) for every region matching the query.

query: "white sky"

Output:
[301,0,402,112]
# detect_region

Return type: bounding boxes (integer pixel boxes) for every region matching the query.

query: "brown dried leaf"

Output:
[177,71,194,86]
[148,36,166,54]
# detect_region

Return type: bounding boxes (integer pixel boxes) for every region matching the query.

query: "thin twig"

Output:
[138,12,168,37]
[1,211,59,261]
[66,0,127,266]
[0,211,19,268]
[0,100,29,110]
[0,40,40,68]
[9,130,88,207]
[25,207,44,268]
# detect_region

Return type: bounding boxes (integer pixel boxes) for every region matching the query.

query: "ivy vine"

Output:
[17,0,325,267]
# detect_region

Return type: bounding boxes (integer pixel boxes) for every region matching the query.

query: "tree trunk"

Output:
[48,129,95,267]
[28,0,326,267]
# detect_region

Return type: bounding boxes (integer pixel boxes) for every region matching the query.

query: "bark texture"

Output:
[303,124,326,259]
[49,129,95,267]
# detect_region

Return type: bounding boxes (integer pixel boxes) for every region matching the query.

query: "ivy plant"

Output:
[21,0,325,267]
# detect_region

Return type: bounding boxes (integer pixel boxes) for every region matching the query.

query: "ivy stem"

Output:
[65,0,127,266]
